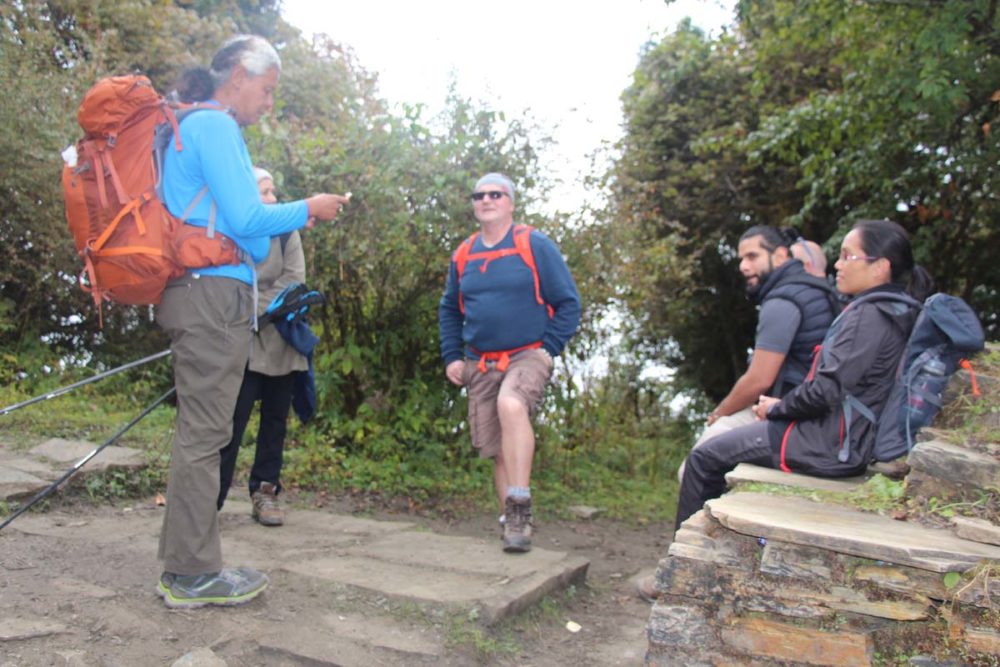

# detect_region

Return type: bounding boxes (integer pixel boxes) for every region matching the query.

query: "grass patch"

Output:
[445,612,520,660]
[443,585,587,661]
[738,473,906,515]
[0,359,685,524]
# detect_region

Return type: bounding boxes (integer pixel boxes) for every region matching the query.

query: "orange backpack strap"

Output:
[453,231,479,278]
[452,231,479,315]
[512,224,553,318]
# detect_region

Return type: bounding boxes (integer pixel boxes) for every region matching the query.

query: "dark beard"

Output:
[744,264,773,299]
[745,282,761,298]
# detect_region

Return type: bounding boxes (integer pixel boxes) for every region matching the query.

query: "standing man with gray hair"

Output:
[439,173,581,553]
[156,34,349,608]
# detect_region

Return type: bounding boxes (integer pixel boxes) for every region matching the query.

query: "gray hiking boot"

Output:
[502,496,533,553]
[251,482,284,526]
[157,567,269,609]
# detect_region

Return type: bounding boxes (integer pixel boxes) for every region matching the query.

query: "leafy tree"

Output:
[737,0,1000,330]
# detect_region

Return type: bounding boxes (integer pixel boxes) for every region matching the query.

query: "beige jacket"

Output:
[248,231,309,376]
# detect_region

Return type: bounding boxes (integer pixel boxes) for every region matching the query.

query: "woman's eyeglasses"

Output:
[838,251,879,263]
[470,191,507,202]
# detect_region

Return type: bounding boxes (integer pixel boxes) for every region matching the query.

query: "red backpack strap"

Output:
[452,232,479,314]
[512,225,553,317]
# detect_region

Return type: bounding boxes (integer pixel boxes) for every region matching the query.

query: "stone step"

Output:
[704,491,1000,572]
[725,463,870,494]
[0,437,145,502]
[9,500,588,627]
[4,500,589,667]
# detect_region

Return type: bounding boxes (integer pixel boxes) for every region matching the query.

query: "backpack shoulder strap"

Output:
[452,232,480,315]
[452,231,480,279]
[512,224,546,308]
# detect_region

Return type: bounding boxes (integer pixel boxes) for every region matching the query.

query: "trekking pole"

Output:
[0,349,171,417]
[0,386,176,532]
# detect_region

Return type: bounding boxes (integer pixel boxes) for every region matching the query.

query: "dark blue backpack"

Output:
[863,293,985,462]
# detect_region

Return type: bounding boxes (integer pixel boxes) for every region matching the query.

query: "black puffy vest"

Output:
[756,260,839,396]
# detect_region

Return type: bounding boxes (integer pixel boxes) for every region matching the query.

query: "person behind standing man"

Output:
[438,173,581,553]
[791,238,828,279]
[217,167,307,526]
[674,219,933,528]
[156,34,349,608]
[678,226,839,481]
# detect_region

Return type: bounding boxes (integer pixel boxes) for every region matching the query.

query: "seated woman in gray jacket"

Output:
[675,219,934,529]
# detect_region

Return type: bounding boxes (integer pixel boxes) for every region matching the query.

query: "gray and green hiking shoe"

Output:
[157,567,269,609]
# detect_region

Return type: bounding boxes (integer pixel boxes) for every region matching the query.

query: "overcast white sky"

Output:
[282,0,735,211]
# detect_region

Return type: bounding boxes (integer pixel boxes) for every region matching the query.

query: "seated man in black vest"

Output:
[677,226,839,481]
[643,225,840,602]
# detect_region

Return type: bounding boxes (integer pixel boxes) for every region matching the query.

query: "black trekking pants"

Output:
[674,420,780,530]
[218,368,295,509]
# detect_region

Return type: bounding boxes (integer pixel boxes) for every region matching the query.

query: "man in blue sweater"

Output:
[439,173,581,553]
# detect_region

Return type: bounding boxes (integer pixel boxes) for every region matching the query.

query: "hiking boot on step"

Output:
[251,482,284,526]
[502,496,533,553]
[157,567,269,609]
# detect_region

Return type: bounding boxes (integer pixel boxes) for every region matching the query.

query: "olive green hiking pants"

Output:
[155,275,253,575]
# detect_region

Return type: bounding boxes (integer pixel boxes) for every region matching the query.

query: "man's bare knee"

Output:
[496,394,528,420]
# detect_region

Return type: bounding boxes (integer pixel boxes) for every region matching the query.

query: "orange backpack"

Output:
[62,75,240,323]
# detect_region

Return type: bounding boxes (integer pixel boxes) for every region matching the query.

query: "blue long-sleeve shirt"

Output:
[438,225,581,364]
[162,108,308,283]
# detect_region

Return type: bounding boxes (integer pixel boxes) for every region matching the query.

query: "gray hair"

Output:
[474,173,516,204]
[252,166,273,183]
[210,35,281,88]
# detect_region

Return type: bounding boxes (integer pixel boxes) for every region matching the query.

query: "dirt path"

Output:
[0,491,673,666]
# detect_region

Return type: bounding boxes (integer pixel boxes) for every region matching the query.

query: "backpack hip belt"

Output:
[470,341,543,373]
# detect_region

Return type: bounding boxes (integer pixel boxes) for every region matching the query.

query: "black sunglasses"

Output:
[470,191,507,201]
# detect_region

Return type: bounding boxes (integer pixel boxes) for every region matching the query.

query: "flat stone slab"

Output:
[0,465,50,501]
[952,516,1000,547]
[282,527,590,624]
[568,505,603,519]
[726,463,869,493]
[258,618,440,667]
[0,617,69,641]
[257,612,444,666]
[0,438,145,502]
[706,492,1000,572]
[907,439,1000,490]
[29,437,145,468]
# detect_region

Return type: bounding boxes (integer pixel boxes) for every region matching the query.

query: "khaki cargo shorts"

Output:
[462,348,553,459]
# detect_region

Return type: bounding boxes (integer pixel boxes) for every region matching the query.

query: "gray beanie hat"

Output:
[474,172,515,204]
[252,166,273,183]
